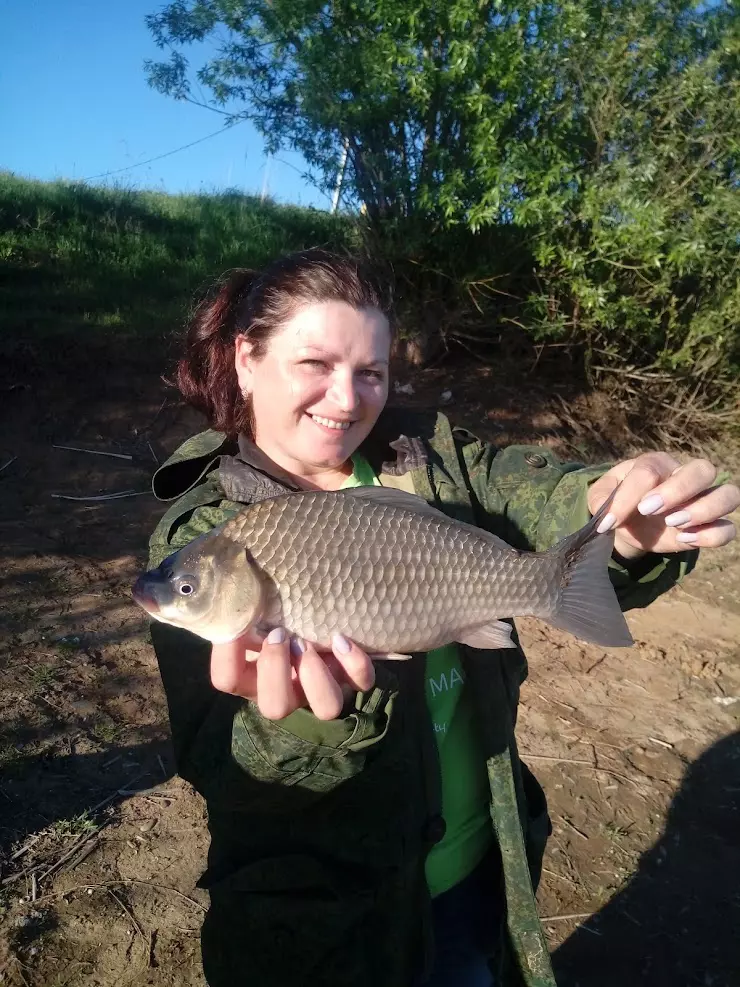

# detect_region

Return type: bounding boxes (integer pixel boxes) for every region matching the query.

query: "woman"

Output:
[146,249,738,987]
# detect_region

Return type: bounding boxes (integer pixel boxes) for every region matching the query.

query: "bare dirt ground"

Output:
[1,342,738,987]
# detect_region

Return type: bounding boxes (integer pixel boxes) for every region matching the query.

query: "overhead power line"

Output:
[81,121,242,182]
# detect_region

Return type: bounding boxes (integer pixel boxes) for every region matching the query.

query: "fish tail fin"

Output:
[545,491,634,648]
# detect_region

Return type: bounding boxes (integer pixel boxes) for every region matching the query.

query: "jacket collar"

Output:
[152,406,443,503]
[218,406,438,503]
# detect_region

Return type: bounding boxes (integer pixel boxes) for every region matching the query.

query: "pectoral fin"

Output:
[457,621,516,650]
[368,652,413,661]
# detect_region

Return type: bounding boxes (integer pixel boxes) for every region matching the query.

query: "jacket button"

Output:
[525,452,547,468]
[424,815,446,845]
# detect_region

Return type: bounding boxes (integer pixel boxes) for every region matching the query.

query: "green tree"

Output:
[146,1,740,387]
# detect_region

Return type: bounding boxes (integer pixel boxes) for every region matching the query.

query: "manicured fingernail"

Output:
[665,510,691,527]
[596,512,617,534]
[266,627,285,644]
[290,636,305,658]
[676,532,698,543]
[332,633,351,654]
[638,494,664,515]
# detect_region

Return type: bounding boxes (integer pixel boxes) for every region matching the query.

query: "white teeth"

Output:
[310,415,352,430]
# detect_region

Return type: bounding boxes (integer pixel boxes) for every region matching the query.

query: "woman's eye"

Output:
[361,369,384,381]
[299,359,327,371]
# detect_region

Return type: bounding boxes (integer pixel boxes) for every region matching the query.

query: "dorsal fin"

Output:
[338,485,449,520]
[338,487,517,554]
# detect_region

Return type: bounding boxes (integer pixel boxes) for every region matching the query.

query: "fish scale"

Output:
[222,491,558,652]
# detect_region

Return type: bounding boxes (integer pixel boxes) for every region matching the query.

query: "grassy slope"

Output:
[0,172,357,347]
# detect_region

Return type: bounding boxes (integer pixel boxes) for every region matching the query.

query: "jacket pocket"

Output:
[232,703,370,793]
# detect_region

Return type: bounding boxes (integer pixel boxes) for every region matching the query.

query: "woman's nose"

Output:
[328,372,359,412]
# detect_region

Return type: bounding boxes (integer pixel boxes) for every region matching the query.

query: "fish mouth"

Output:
[132,575,161,615]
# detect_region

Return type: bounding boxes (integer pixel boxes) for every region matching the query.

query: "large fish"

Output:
[133,486,633,652]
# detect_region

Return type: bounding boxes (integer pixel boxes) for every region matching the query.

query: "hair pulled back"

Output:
[176,248,390,437]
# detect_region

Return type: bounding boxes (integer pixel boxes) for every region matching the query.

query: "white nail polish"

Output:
[596,512,617,534]
[665,510,691,527]
[266,627,286,644]
[676,532,698,543]
[638,494,664,515]
[332,633,351,654]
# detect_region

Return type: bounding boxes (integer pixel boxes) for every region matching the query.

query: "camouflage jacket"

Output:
[147,407,696,987]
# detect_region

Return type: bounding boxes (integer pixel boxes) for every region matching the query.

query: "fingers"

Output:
[588,453,680,533]
[330,634,376,692]
[635,458,719,519]
[256,627,304,720]
[662,483,740,531]
[210,637,258,699]
[666,517,736,549]
[211,628,377,722]
[292,638,345,721]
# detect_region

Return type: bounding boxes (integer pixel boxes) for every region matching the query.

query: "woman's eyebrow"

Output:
[296,346,388,365]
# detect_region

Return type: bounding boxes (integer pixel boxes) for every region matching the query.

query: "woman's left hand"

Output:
[587,452,739,560]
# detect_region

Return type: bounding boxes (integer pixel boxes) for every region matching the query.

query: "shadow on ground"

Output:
[0,738,173,863]
[553,730,740,987]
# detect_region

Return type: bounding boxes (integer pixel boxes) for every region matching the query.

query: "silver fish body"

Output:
[133,486,633,652]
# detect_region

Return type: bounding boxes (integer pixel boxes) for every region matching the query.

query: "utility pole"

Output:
[331,138,349,214]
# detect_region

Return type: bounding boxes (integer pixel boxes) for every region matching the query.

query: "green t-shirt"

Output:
[341,454,492,897]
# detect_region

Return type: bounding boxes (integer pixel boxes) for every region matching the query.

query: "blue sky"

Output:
[1,0,327,207]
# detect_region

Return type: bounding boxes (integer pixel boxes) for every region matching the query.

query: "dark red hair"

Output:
[176,248,391,436]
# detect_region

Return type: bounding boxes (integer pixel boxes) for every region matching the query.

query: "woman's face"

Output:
[235,300,391,478]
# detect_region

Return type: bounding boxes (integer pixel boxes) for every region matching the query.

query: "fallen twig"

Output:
[51,490,148,502]
[147,441,159,466]
[10,835,41,862]
[521,754,592,765]
[541,911,595,923]
[648,736,674,749]
[541,866,578,887]
[65,836,102,872]
[53,444,133,461]
[107,887,146,942]
[36,879,206,912]
[0,456,17,473]
[40,830,101,882]
[118,788,175,798]
[558,816,590,841]
[13,957,31,987]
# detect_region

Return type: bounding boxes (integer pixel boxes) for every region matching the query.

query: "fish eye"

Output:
[175,576,198,596]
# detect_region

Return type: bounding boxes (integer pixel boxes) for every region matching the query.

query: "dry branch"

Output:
[51,490,148,502]
[53,444,134,461]
[35,879,206,913]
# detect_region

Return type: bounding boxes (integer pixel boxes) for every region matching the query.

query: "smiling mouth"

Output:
[308,414,355,431]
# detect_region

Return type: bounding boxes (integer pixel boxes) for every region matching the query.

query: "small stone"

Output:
[139,819,157,833]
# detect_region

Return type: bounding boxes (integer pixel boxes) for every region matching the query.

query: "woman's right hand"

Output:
[209,628,376,721]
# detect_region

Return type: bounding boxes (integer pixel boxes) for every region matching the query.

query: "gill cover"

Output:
[134,529,265,644]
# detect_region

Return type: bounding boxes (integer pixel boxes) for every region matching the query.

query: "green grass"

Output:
[51,811,99,838]
[0,172,357,347]
[30,665,57,693]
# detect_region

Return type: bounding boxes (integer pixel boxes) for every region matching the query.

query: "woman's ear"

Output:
[234,334,256,394]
